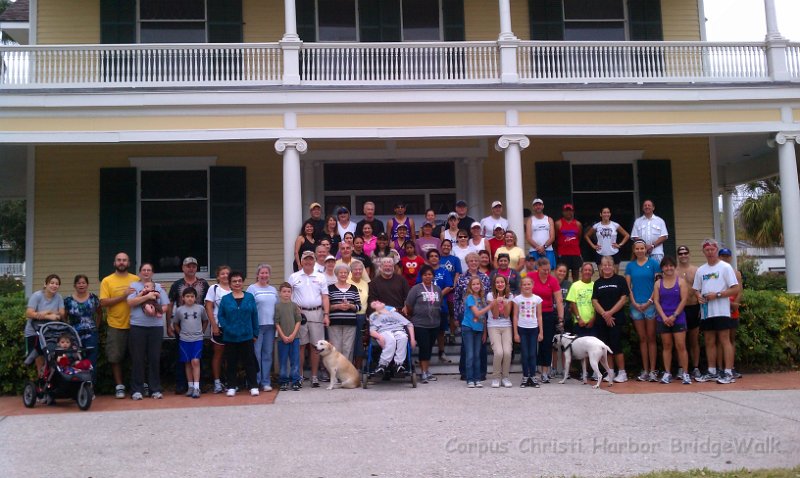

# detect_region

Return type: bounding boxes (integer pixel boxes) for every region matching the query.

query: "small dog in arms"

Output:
[553,333,614,389]
[315,340,361,389]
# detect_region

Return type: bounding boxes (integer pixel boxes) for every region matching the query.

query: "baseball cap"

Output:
[182,257,198,266]
[532,198,544,205]
[325,255,336,262]
[491,201,503,208]
[493,224,505,231]
[377,232,389,240]
[336,207,349,215]
[301,250,315,260]
[677,245,690,254]
[422,221,434,228]
[718,248,732,256]
[447,212,458,219]
[470,221,482,229]
[455,200,468,207]
[309,202,321,210]
[562,203,574,210]
[396,223,408,230]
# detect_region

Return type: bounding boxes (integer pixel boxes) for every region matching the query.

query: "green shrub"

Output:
[0,293,37,394]
[0,275,23,296]
[737,289,800,370]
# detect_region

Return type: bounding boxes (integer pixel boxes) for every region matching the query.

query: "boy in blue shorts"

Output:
[275,282,303,391]
[172,287,208,398]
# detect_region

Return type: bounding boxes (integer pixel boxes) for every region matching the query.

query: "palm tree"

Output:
[736,177,783,247]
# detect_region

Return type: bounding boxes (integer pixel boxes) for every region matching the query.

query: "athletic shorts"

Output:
[105,327,129,364]
[211,332,225,346]
[630,304,656,321]
[684,304,701,329]
[439,310,449,331]
[529,250,556,270]
[299,321,325,346]
[179,339,203,362]
[657,321,687,334]
[595,253,621,265]
[596,315,626,354]
[700,316,736,331]
[558,255,583,272]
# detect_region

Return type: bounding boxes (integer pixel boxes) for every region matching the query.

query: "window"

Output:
[314,0,444,42]
[139,0,207,43]
[402,0,441,41]
[530,0,662,41]
[563,0,625,41]
[318,0,357,41]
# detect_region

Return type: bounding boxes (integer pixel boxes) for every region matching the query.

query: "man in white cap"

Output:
[526,198,556,269]
[480,201,508,239]
[289,250,330,388]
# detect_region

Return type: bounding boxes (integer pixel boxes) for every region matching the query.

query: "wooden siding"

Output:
[661,0,701,41]
[37,0,100,44]
[243,0,285,43]
[464,0,530,41]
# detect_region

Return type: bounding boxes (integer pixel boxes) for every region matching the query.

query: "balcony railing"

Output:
[517,41,771,83]
[0,263,25,277]
[1,41,798,89]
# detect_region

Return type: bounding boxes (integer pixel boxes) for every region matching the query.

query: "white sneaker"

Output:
[491,379,501,388]
[262,385,273,392]
[613,370,628,383]
[501,378,513,388]
[250,388,260,397]
[226,388,236,397]
[131,392,143,401]
[475,381,483,388]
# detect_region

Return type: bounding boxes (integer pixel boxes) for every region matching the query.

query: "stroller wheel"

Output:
[22,381,37,408]
[411,371,418,388]
[77,383,93,411]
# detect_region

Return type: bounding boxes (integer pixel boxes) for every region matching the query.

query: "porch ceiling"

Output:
[714,133,785,187]
[0,144,27,199]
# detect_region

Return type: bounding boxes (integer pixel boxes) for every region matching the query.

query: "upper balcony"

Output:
[2,39,799,89]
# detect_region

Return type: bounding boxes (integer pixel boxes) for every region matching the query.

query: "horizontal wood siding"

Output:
[661,0,701,41]
[243,0,285,42]
[38,0,100,44]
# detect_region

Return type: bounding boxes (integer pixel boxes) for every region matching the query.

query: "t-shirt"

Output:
[128,281,170,328]
[494,246,526,271]
[401,256,426,287]
[168,278,210,316]
[592,275,629,322]
[100,272,140,330]
[480,216,509,238]
[172,303,208,342]
[369,310,411,334]
[593,221,621,256]
[487,237,505,258]
[429,265,454,313]
[462,295,486,332]
[204,284,232,324]
[25,290,64,337]
[356,218,385,237]
[439,255,463,283]
[486,292,513,328]
[513,294,543,329]
[367,274,410,311]
[415,237,441,258]
[64,293,100,335]
[625,259,661,304]
[328,283,360,326]
[274,301,302,337]
[693,261,739,319]
[567,280,595,325]
[246,283,278,326]
[560,279,573,325]
[452,245,472,274]
[405,283,442,329]
[347,278,369,314]
[531,274,561,313]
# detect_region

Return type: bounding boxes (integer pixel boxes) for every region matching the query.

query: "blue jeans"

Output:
[79,330,99,385]
[255,324,275,387]
[277,338,301,384]
[518,326,540,377]
[462,327,483,383]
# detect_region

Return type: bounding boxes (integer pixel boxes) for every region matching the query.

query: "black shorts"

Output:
[595,253,622,265]
[596,315,626,355]
[210,333,225,346]
[414,326,438,362]
[559,255,583,272]
[700,316,736,331]
[657,321,687,334]
[684,304,701,329]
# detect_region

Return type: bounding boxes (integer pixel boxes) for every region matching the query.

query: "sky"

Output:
[704,0,800,41]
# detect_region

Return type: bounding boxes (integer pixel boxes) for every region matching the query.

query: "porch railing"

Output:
[0,43,283,87]
[517,41,771,83]
[1,41,798,88]
[299,41,499,84]
[0,263,25,277]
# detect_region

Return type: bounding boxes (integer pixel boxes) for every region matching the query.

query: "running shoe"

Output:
[115,384,126,399]
[660,372,672,384]
[613,370,628,383]
[636,370,648,382]
[501,378,513,388]
[648,371,659,382]
[695,372,719,383]
[131,392,143,401]
[716,372,736,384]
[681,372,692,385]
[491,379,501,388]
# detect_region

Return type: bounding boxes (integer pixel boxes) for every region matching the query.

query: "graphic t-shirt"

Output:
[693,261,739,319]
[513,294,543,329]
[567,280,595,325]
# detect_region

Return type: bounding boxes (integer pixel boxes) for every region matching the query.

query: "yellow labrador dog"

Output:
[314,340,361,389]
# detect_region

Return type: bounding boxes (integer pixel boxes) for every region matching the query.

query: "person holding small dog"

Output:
[513,276,544,388]
[275,282,303,391]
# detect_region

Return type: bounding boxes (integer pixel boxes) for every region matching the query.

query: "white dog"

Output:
[314,340,361,390]
[552,333,614,389]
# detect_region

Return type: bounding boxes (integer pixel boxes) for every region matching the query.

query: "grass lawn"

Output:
[635,467,800,478]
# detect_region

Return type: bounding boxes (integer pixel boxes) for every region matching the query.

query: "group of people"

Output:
[22,197,743,396]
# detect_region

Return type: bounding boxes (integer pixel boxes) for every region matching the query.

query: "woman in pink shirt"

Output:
[530,257,564,383]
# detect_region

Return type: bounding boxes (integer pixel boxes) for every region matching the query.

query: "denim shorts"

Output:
[630,304,656,321]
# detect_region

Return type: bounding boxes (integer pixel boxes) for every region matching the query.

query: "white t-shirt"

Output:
[529,215,553,251]
[337,221,356,239]
[692,261,739,319]
[513,293,543,329]
[631,214,668,256]
[480,216,509,239]
[593,221,621,256]
[204,284,232,324]
[453,244,472,274]
[486,292,514,328]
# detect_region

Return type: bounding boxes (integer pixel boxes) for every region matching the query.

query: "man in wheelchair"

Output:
[368,301,417,375]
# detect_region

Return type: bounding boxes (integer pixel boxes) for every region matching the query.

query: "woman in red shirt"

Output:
[530,257,564,383]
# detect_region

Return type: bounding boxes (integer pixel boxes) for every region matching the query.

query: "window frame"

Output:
[562,0,628,41]
[314,0,445,42]
[137,0,209,44]
[131,157,216,281]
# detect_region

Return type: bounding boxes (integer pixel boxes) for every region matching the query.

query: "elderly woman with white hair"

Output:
[328,263,362,362]
[247,263,278,392]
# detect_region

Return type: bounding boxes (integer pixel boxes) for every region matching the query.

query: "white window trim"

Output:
[315,0,445,43]
[562,150,643,164]
[130,156,217,281]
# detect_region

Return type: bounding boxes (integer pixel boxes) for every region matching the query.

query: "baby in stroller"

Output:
[55,334,92,375]
[368,301,416,375]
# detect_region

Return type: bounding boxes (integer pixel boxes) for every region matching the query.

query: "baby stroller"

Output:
[361,320,417,389]
[22,321,94,411]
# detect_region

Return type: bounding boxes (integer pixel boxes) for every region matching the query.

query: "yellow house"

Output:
[1,0,800,293]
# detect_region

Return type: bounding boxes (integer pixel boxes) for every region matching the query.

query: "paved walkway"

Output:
[1,372,798,477]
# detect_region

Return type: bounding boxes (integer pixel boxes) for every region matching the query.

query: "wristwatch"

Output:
[716,292,722,299]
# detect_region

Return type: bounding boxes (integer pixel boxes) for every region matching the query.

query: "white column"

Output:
[496,135,530,247]
[24,145,35,296]
[280,0,302,85]
[722,187,738,271]
[763,0,789,81]
[497,0,519,84]
[283,0,299,41]
[498,0,515,41]
[465,158,483,220]
[276,138,308,278]
[301,160,316,208]
[774,133,800,293]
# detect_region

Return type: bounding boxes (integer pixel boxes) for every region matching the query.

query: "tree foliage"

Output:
[0,200,26,260]
[736,178,782,247]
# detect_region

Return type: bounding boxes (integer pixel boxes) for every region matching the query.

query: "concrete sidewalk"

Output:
[1,373,798,477]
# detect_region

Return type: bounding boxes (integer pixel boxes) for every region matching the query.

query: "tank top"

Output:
[658,278,686,324]
[529,215,553,251]
[557,219,581,256]
[443,229,459,243]
[390,217,411,241]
